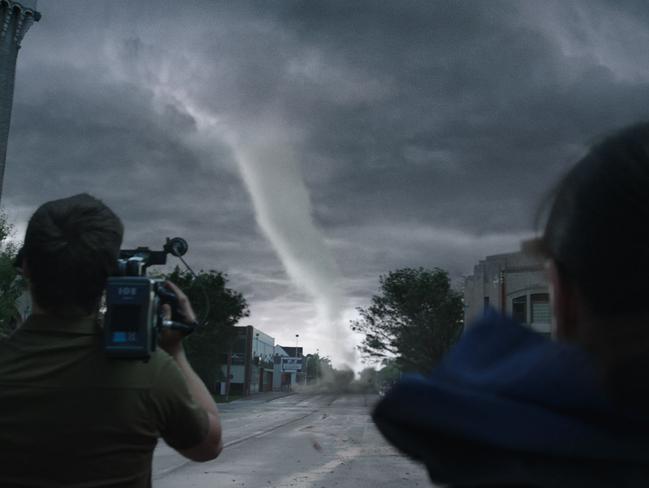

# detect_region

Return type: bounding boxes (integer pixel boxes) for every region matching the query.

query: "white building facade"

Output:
[464,251,551,335]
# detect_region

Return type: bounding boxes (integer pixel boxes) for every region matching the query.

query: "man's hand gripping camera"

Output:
[103,237,200,361]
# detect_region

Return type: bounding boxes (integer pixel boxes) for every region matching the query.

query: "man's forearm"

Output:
[171,347,220,419]
[157,283,223,459]
[170,346,223,460]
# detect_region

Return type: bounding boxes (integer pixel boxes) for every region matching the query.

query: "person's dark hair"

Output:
[542,122,649,319]
[540,122,649,405]
[23,193,124,318]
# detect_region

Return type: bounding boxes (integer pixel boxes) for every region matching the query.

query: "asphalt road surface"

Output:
[153,393,431,488]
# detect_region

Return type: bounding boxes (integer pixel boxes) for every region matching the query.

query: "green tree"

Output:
[351,267,463,373]
[164,267,249,393]
[304,353,319,383]
[304,353,334,383]
[376,358,401,388]
[0,212,20,337]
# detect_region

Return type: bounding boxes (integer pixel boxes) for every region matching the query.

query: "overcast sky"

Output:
[3,0,649,367]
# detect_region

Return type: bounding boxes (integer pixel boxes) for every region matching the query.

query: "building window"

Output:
[531,293,551,324]
[512,296,527,324]
[483,296,490,312]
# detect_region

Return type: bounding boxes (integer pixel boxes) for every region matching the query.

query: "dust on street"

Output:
[153,393,430,488]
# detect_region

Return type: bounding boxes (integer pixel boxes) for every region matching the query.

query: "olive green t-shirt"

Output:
[0,314,209,488]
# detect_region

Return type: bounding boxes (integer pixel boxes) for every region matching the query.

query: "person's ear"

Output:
[547,260,579,341]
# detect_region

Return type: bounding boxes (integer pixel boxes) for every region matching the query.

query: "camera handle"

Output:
[161,319,199,334]
[155,280,203,336]
[155,285,192,335]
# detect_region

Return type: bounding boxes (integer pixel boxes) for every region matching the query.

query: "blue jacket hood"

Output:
[372,311,649,486]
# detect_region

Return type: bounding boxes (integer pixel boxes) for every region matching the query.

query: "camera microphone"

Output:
[164,237,188,258]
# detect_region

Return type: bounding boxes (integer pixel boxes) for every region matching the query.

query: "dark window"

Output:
[531,293,551,324]
[483,296,490,312]
[512,296,527,324]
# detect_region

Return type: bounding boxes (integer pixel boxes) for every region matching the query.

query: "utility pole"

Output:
[295,333,301,385]
[0,0,40,204]
[225,350,232,402]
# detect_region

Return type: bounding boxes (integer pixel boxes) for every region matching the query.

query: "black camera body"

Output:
[103,238,188,360]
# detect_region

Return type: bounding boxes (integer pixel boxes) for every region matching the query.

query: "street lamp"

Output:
[295,334,300,387]
[255,332,261,393]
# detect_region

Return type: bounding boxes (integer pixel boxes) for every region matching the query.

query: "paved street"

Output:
[153,393,431,488]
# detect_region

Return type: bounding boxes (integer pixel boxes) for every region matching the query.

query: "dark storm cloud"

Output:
[4,0,649,361]
[139,0,649,235]
[266,1,649,233]
[10,65,258,237]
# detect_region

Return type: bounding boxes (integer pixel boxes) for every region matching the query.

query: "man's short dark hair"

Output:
[23,193,124,318]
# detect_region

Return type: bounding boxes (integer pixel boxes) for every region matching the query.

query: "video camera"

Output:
[104,237,198,361]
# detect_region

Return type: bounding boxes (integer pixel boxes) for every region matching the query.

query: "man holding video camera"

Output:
[0,193,223,487]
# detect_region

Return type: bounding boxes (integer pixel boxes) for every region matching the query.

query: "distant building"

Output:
[275,346,304,387]
[0,0,40,202]
[464,251,551,335]
[219,327,305,396]
[279,346,303,358]
[220,325,276,396]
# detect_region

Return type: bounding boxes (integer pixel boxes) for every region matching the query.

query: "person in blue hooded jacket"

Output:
[372,122,649,487]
